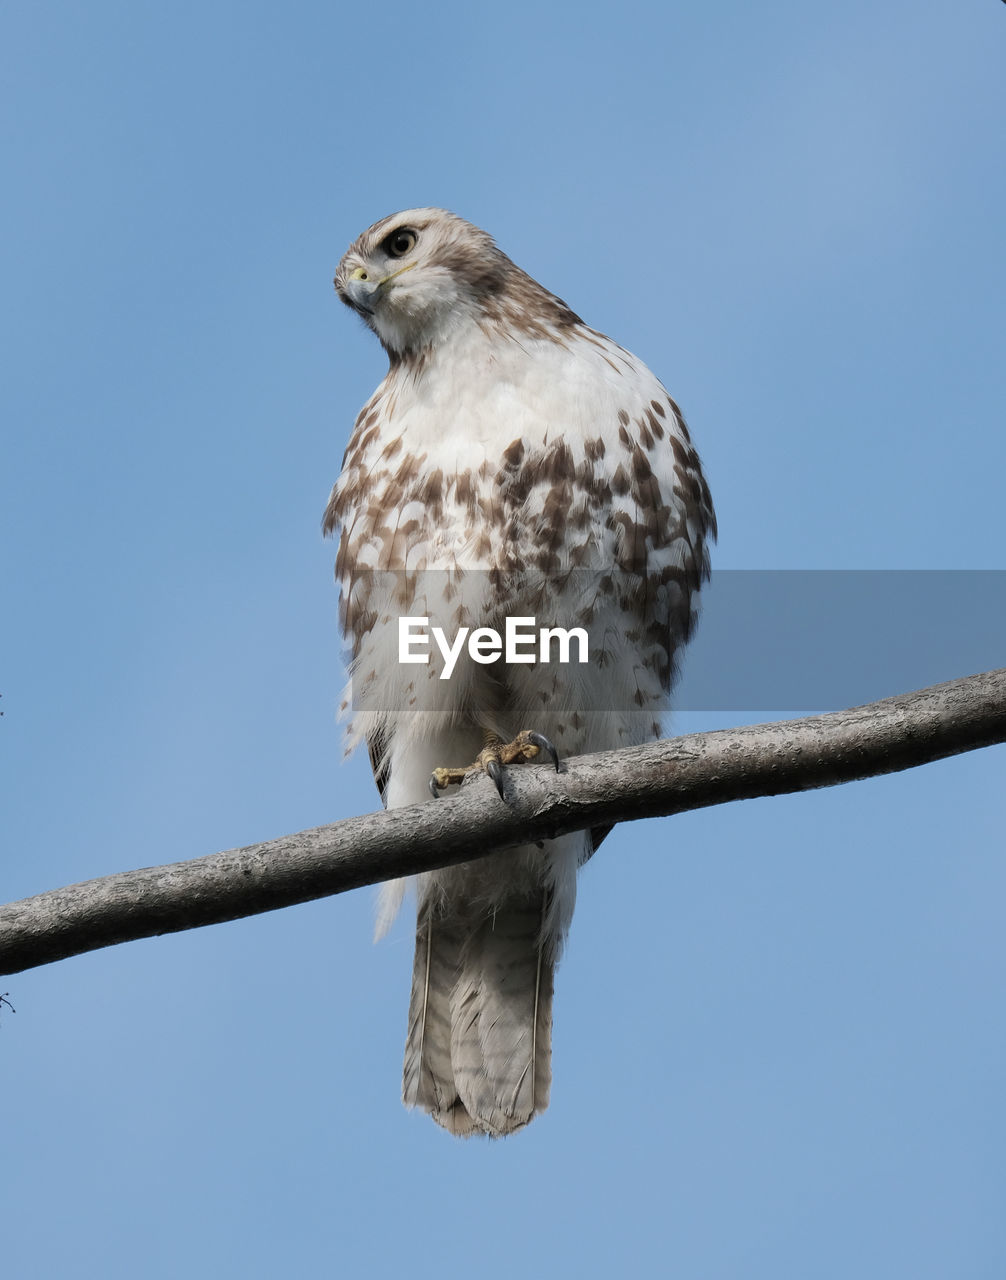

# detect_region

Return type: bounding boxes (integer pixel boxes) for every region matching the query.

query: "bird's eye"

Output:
[383,228,418,258]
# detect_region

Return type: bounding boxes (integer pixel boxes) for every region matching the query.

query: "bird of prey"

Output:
[325,209,715,1137]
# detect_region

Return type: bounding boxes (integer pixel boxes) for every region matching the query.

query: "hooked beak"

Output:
[338,261,416,315]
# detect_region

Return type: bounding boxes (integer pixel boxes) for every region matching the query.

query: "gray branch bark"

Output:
[3,668,1005,977]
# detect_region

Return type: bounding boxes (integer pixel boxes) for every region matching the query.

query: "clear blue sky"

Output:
[3,2,1005,1276]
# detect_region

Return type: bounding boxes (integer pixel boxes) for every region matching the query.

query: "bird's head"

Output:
[334,208,509,361]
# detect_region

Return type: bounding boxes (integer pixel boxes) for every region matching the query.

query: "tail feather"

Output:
[451,902,553,1136]
[402,895,553,1138]
[403,913,478,1136]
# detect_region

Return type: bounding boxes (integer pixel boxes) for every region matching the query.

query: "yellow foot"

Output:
[429,730,560,799]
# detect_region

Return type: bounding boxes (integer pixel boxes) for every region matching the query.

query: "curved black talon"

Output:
[527,731,560,772]
[486,758,506,798]
[429,775,441,798]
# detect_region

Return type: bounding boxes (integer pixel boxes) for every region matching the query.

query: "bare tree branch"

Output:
[2,668,1004,977]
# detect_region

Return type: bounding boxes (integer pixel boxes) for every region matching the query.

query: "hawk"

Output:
[325,209,715,1137]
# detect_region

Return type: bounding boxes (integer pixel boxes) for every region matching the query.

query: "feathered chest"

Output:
[325,325,714,587]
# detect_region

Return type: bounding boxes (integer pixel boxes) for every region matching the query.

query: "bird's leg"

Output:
[429,730,560,799]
